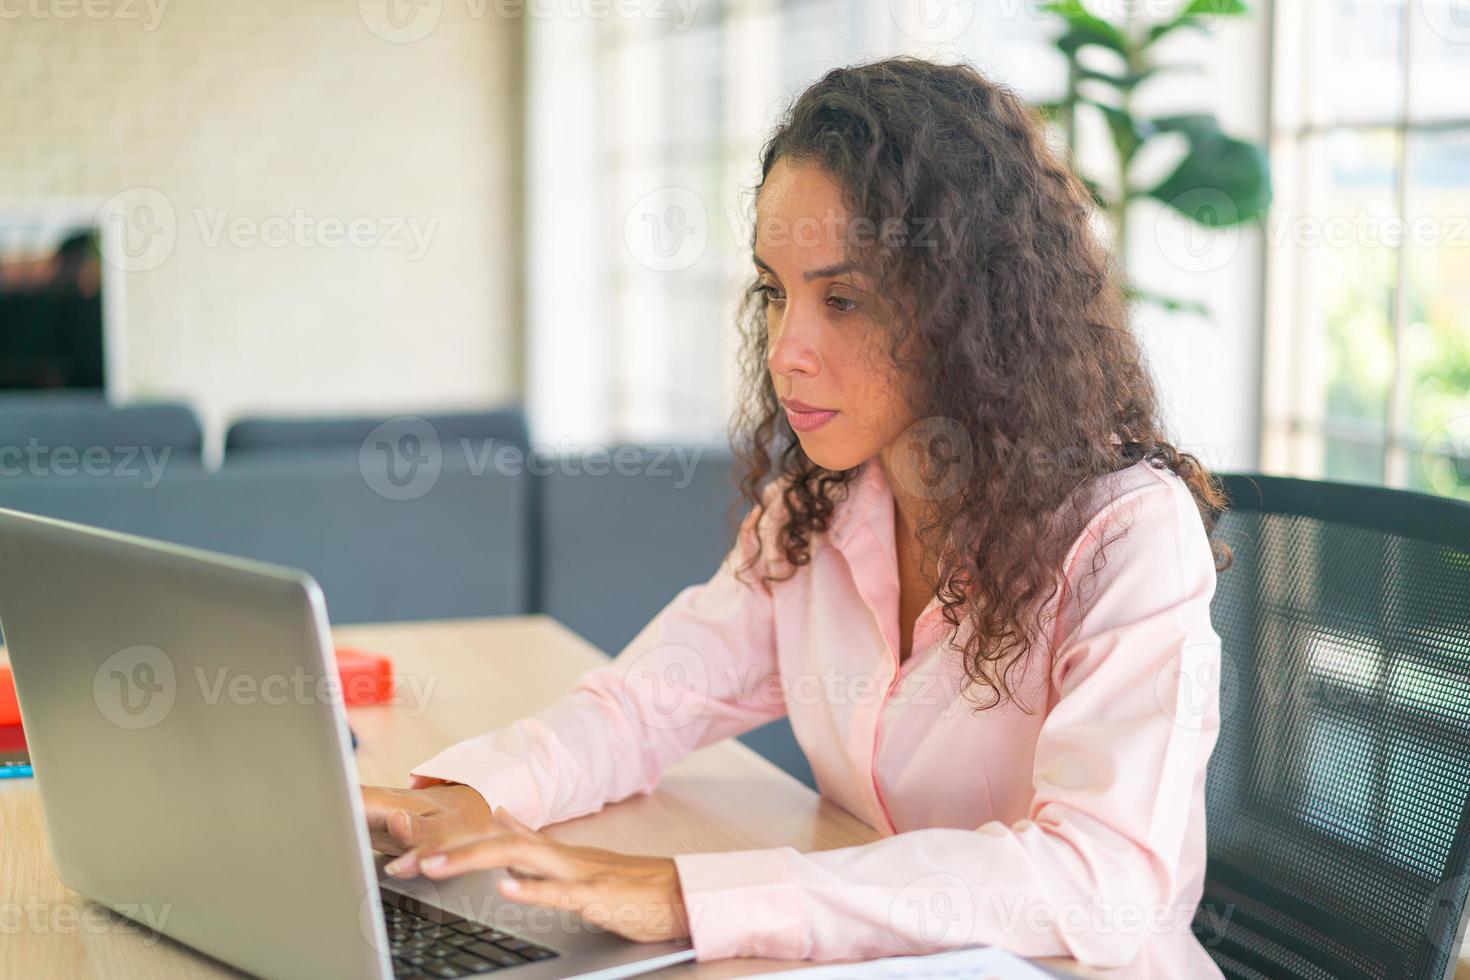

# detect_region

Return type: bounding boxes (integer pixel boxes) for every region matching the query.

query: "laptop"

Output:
[0,507,698,980]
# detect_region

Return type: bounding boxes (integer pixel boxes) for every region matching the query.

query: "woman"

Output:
[363,57,1229,977]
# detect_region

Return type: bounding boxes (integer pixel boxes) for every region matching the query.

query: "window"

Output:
[525,0,1058,446]
[1262,0,1470,501]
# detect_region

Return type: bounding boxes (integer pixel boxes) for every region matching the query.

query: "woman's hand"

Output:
[391,806,691,945]
[360,783,496,861]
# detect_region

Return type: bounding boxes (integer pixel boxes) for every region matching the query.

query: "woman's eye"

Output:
[827,295,857,313]
[756,283,785,305]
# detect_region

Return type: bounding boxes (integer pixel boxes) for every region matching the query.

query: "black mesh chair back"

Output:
[1195,473,1470,979]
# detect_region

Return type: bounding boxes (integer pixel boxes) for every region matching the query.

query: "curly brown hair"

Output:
[731,57,1231,712]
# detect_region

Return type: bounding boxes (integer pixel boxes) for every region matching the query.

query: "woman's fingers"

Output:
[499,875,596,913]
[386,819,503,878]
[418,832,581,882]
[360,785,412,833]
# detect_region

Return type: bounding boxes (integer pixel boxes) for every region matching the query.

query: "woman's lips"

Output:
[781,399,838,433]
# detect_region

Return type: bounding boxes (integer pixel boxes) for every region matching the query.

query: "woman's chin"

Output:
[795,435,869,473]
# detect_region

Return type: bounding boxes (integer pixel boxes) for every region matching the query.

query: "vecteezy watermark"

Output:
[885,417,974,503]
[194,209,437,261]
[1421,416,1470,498]
[885,871,1230,956]
[1152,642,1237,734]
[360,416,443,501]
[0,441,172,487]
[193,666,438,717]
[889,0,976,46]
[357,416,706,501]
[889,872,977,953]
[1154,192,1470,275]
[0,898,173,943]
[1422,0,1470,44]
[91,645,440,729]
[552,644,984,738]
[93,187,439,273]
[624,187,709,273]
[0,0,169,31]
[97,187,177,273]
[888,0,1240,47]
[1422,873,1470,952]
[358,0,701,44]
[94,645,177,730]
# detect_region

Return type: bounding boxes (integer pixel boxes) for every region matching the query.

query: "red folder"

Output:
[334,647,395,706]
[0,648,393,732]
[0,665,18,728]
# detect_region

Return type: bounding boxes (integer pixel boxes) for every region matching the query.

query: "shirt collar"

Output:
[829,461,894,556]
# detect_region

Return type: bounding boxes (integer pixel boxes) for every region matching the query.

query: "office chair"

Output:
[1194,473,1470,979]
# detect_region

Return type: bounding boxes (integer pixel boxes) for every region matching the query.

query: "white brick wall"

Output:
[0,0,524,454]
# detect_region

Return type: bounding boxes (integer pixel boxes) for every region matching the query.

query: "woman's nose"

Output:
[767,305,821,378]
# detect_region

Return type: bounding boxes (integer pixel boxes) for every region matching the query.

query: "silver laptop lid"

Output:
[0,507,391,980]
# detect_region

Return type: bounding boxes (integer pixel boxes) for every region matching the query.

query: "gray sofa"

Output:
[0,402,813,786]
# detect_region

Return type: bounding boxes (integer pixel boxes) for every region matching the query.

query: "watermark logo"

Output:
[1421,416,1470,498]
[0,0,169,31]
[886,416,974,502]
[1423,874,1470,951]
[93,645,176,730]
[620,643,712,732]
[0,899,172,942]
[1153,643,1238,734]
[1423,0,1470,43]
[1153,187,1243,275]
[0,441,171,487]
[359,879,448,959]
[890,0,974,45]
[96,187,177,273]
[888,871,976,953]
[193,209,436,260]
[624,187,708,272]
[360,416,443,501]
[360,0,443,42]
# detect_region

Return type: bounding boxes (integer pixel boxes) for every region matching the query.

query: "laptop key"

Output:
[449,952,496,972]
[382,893,556,972]
[463,942,525,967]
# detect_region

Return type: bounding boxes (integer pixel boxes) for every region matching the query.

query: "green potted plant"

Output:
[1038,0,1272,314]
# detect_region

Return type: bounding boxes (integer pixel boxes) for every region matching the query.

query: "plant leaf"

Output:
[1080,175,1111,210]
[1084,99,1152,162]
[1151,113,1223,138]
[1050,1,1131,59]
[1125,284,1212,317]
[1147,0,1249,45]
[1146,122,1272,226]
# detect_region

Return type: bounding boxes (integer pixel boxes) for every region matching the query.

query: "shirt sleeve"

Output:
[408,502,786,830]
[671,475,1222,969]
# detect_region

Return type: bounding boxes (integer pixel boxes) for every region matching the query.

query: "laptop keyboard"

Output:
[381,891,560,978]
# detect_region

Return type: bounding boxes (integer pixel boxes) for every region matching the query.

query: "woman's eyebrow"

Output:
[753,253,859,282]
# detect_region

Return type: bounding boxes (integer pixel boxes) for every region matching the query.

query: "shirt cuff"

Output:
[408,739,549,830]
[673,846,807,961]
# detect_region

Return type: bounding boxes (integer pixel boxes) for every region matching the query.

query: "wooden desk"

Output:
[0,616,1086,977]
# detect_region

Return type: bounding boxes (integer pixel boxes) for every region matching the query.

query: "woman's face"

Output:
[755,157,916,473]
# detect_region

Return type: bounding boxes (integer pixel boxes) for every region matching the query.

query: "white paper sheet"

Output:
[736,945,1065,979]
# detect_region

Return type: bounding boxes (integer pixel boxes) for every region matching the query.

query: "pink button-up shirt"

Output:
[411,457,1225,977]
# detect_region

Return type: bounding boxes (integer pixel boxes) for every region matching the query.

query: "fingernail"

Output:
[385,858,408,876]
[421,854,446,871]
[501,877,520,892]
